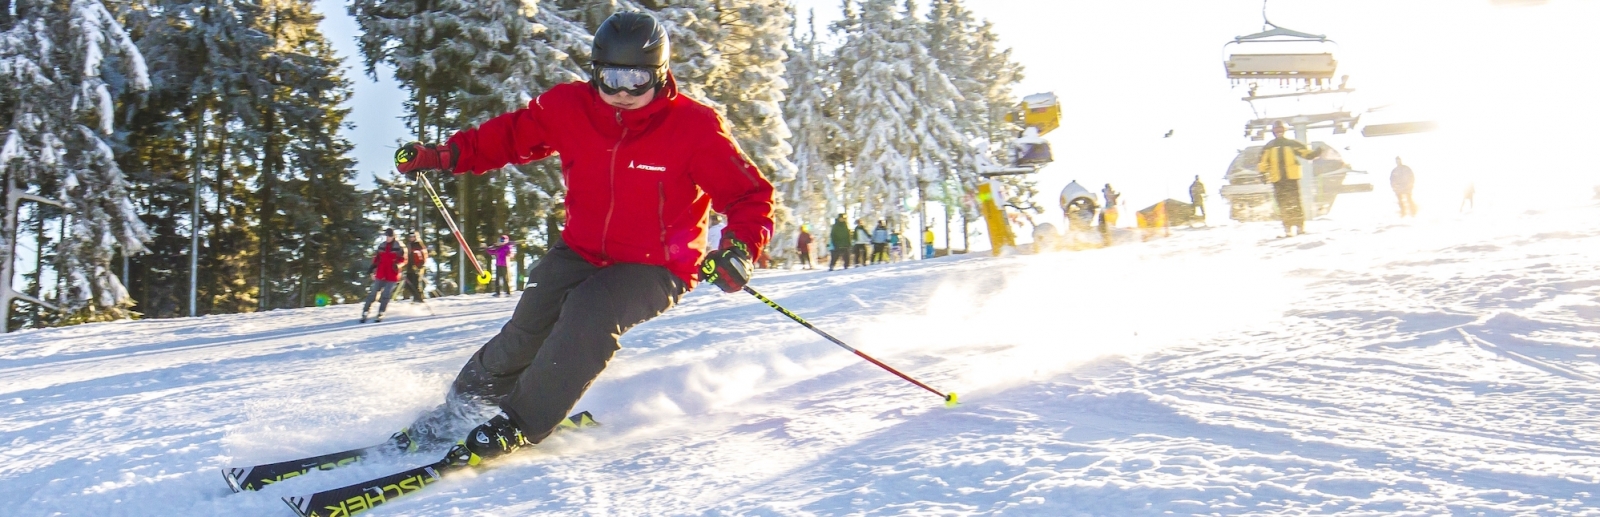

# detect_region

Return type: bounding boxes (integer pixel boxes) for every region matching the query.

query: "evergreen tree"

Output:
[355,0,590,293]
[926,0,1027,216]
[704,0,795,262]
[831,0,964,224]
[0,0,152,325]
[779,9,842,261]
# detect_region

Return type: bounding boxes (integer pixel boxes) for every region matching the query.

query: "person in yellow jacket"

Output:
[1257,121,1323,237]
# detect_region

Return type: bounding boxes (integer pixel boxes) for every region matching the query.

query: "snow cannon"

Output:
[945,392,959,408]
[1059,180,1099,232]
[1008,92,1061,136]
[1013,128,1054,166]
[1002,92,1060,167]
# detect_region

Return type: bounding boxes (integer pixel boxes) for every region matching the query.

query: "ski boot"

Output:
[374,312,385,322]
[458,412,529,466]
[360,310,369,323]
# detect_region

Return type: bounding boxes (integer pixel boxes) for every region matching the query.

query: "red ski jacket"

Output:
[447,74,775,288]
[372,241,406,282]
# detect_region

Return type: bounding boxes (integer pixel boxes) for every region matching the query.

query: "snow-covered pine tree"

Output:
[780,9,842,259]
[0,0,152,325]
[448,0,588,286]
[356,0,590,292]
[926,0,1027,217]
[832,0,965,226]
[116,0,270,317]
[894,0,966,224]
[703,0,796,262]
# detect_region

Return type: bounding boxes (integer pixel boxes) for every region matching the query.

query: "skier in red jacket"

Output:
[361,228,407,322]
[392,12,774,465]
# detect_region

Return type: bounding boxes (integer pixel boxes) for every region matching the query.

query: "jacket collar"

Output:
[586,71,679,134]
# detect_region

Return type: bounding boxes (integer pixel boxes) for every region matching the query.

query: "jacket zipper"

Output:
[658,183,669,260]
[601,109,626,261]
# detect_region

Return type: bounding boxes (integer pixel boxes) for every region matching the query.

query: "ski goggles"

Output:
[595,65,660,96]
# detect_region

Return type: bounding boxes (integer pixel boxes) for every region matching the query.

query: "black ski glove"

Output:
[700,238,751,293]
[394,141,457,176]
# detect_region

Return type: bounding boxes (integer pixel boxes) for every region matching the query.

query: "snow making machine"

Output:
[975,92,1063,255]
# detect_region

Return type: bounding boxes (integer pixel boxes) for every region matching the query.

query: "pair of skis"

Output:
[223,411,598,517]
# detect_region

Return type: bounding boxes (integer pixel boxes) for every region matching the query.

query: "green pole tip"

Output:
[944,392,959,408]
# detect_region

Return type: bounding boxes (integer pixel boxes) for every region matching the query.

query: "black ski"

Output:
[281,455,460,517]
[223,411,596,493]
[224,440,403,493]
[281,412,599,517]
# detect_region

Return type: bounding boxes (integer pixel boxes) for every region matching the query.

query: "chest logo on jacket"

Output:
[629,160,667,172]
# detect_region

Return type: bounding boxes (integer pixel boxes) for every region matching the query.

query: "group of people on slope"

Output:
[793,214,908,271]
[359,230,519,322]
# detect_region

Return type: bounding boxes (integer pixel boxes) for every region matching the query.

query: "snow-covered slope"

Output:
[4,201,1600,516]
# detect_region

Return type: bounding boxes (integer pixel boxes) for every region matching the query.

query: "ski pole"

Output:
[742,285,958,407]
[416,171,491,285]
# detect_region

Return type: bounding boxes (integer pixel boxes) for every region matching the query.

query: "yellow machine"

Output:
[979,92,1061,255]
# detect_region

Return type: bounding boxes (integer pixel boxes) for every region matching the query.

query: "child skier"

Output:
[392,12,774,465]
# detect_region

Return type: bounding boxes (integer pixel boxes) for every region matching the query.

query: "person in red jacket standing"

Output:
[796,225,813,270]
[361,228,407,322]
[391,12,775,465]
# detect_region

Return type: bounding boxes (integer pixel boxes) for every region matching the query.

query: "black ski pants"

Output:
[403,269,425,302]
[828,245,850,270]
[1273,179,1304,233]
[493,265,511,295]
[446,244,684,443]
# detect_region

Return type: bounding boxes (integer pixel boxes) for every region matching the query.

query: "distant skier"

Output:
[1391,157,1417,218]
[403,231,428,303]
[852,219,871,266]
[484,235,515,296]
[923,227,935,259]
[361,228,407,323]
[796,225,813,270]
[870,220,889,264]
[1101,184,1120,227]
[1258,121,1321,237]
[889,231,902,262]
[1189,175,1207,220]
[390,13,774,465]
[1461,181,1475,212]
[829,214,851,271]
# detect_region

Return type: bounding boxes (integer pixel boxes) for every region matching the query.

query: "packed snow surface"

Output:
[3,200,1600,516]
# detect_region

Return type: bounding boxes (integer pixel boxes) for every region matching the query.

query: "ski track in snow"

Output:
[3,203,1600,515]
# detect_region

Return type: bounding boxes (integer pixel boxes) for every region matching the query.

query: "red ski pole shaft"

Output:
[743,285,957,407]
[418,172,489,279]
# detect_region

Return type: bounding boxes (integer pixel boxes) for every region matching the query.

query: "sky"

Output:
[314,0,1600,238]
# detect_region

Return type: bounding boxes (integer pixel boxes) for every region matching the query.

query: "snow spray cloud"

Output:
[855,239,1305,398]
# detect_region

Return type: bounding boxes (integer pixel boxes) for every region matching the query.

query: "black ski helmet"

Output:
[592,12,670,85]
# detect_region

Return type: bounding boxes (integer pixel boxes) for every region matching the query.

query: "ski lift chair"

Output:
[1224,22,1338,87]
